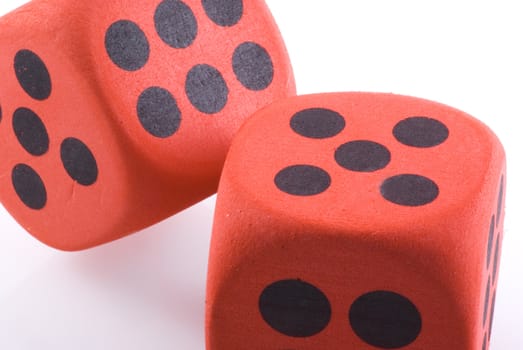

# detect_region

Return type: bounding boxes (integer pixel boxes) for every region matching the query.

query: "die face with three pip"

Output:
[0,0,295,250]
[206,93,505,349]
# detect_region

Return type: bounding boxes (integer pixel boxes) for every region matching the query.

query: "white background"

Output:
[1,0,522,348]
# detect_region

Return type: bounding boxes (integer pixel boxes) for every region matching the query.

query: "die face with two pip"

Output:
[206,93,505,349]
[0,0,295,250]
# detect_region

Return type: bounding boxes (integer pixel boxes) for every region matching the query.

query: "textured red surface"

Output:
[207,92,505,349]
[0,0,295,250]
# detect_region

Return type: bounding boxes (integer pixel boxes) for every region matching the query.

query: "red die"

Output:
[0,0,295,250]
[206,93,505,349]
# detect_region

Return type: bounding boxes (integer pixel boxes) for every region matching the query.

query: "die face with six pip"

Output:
[0,0,295,250]
[206,93,505,349]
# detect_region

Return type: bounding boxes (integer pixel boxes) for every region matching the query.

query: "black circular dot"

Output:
[492,235,500,282]
[155,0,197,49]
[202,0,243,27]
[486,216,495,269]
[275,165,331,196]
[14,49,52,100]
[349,290,422,349]
[381,174,439,206]
[488,291,496,340]
[137,87,182,138]
[259,279,331,338]
[483,276,491,327]
[290,108,345,139]
[496,176,504,227]
[233,42,274,91]
[185,64,229,114]
[12,164,47,210]
[60,138,98,186]
[393,117,449,148]
[12,107,49,156]
[105,20,150,71]
[335,140,391,172]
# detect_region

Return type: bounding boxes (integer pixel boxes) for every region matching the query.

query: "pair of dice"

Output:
[0,1,505,349]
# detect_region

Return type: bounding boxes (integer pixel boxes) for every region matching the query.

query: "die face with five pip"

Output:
[206,93,505,349]
[0,0,295,250]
